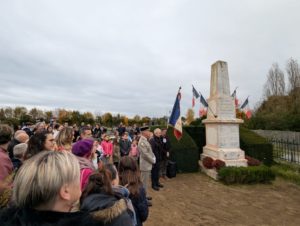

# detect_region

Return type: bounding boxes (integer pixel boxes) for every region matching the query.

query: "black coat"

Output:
[80,193,133,226]
[130,186,148,226]
[119,140,131,157]
[161,136,171,160]
[7,138,20,159]
[0,207,105,226]
[149,136,163,163]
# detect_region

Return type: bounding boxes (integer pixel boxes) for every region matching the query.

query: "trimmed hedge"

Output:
[240,127,273,166]
[184,126,206,157]
[150,126,199,173]
[218,165,275,184]
[183,125,273,166]
[167,126,199,173]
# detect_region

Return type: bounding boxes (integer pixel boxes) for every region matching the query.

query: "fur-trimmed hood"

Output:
[81,193,133,226]
[92,199,127,223]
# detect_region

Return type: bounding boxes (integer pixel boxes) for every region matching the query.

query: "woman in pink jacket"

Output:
[101,134,113,164]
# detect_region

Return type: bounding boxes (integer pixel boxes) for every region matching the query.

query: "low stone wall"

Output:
[253,130,300,142]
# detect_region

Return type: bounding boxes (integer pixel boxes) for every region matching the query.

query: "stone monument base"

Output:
[199,161,219,180]
[202,145,248,167]
[199,146,248,180]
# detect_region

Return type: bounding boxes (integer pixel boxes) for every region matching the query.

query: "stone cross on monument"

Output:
[201,61,247,178]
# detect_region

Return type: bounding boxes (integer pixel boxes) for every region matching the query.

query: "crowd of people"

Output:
[0,121,172,226]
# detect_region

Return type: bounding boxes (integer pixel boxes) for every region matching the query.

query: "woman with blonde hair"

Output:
[0,151,105,226]
[55,127,74,152]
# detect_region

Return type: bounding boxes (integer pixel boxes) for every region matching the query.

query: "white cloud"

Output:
[0,0,300,117]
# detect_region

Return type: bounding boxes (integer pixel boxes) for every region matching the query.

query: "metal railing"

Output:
[269,138,300,164]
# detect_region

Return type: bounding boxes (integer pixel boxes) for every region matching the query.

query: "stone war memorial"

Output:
[200,60,248,179]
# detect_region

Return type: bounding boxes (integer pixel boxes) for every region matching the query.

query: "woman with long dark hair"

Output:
[24,131,55,160]
[80,169,133,226]
[118,156,148,226]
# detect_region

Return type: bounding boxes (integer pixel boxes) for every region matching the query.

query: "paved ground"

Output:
[144,172,300,226]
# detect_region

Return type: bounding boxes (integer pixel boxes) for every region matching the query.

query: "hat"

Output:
[140,126,150,131]
[72,139,94,157]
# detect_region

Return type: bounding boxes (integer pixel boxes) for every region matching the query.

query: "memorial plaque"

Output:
[218,125,239,148]
[218,98,235,118]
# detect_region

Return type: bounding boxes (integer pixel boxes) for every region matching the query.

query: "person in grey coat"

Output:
[138,126,155,198]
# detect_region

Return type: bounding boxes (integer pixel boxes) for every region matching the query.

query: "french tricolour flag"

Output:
[169,90,182,140]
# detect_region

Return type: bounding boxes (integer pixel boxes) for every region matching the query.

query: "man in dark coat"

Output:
[149,128,164,191]
[160,128,171,179]
[119,133,131,157]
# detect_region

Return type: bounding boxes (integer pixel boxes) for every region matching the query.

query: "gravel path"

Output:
[144,173,300,226]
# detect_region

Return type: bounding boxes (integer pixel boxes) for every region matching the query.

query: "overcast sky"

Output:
[0,0,299,117]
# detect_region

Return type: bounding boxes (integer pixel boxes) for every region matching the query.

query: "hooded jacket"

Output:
[0,207,105,226]
[81,193,133,226]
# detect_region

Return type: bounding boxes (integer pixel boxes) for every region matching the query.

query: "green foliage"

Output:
[240,127,273,166]
[184,126,273,166]
[166,126,199,173]
[189,117,206,126]
[218,165,275,184]
[184,126,206,156]
[271,162,300,185]
[246,93,300,131]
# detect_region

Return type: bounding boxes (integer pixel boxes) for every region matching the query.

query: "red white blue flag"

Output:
[169,89,182,140]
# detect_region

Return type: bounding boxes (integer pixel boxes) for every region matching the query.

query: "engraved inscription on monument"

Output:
[218,98,235,118]
[218,125,239,148]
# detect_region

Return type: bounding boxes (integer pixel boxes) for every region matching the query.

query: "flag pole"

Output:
[199,92,217,118]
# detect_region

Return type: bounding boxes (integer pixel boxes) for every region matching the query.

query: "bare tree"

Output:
[264,63,285,97]
[286,58,300,93]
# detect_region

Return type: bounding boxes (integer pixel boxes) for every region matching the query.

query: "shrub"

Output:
[166,126,199,173]
[184,126,206,157]
[202,156,214,169]
[218,165,275,184]
[184,126,273,166]
[240,127,273,166]
[245,155,261,166]
[212,159,226,171]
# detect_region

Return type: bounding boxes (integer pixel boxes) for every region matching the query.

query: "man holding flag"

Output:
[169,88,182,140]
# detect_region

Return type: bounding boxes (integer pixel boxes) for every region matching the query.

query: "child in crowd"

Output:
[12,143,27,171]
[119,156,148,226]
[129,139,139,162]
[101,134,113,164]
[80,169,134,226]
[105,163,137,226]
[112,137,121,169]
[72,139,96,190]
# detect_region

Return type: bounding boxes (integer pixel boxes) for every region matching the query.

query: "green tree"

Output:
[102,112,113,127]
[14,106,27,119]
[71,111,82,125]
[4,107,13,118]
[45,111,53,123]
[141,117,150,125]
[82,112,95,125]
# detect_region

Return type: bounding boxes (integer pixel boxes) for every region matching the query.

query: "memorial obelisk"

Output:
[201,61,247,178]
